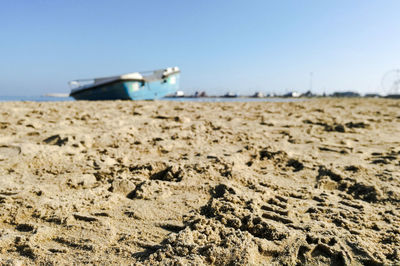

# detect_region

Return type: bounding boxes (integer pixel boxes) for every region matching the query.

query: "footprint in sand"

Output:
[0,145,21,161]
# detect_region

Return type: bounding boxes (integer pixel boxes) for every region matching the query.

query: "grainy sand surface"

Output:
[0,98,399,265]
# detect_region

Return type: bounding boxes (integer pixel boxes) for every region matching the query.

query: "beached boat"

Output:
[69,67,180,100]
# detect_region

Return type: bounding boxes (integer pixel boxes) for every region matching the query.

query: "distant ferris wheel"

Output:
[381,69,400,95]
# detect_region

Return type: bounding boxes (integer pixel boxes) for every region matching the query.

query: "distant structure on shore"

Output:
[167,86,399,99]
[283,91,301,98]
[301,91,314,97]
[194,91,207,97]
[223,92,238,98]
[174,91,185,97]
[252,92,264,98]
[332,91,360,97]
[364,93,381,98]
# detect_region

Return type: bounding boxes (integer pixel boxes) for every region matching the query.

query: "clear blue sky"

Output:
[1,0,400,96]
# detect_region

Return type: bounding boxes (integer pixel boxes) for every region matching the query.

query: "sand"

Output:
[0,98,399,265]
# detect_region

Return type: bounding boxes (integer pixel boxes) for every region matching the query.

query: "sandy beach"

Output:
[0,98,399,265]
